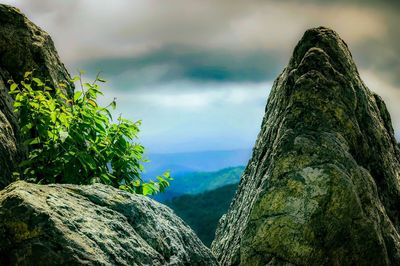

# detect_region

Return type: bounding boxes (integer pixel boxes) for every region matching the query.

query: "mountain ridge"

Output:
[153,166,244,202]
[143,148,251,178]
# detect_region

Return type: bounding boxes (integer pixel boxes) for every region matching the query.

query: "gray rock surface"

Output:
[0,4,72,91]
[0,4,73,188]
[212,27,400,265]
[0,181,218,265]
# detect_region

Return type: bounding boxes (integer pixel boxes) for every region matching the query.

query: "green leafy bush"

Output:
[9,71,171,195]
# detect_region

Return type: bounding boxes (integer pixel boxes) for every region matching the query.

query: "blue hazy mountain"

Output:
[143,149,252,178]
[153,166,245,202]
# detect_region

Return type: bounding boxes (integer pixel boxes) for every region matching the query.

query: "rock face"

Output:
[0,181,218,265]
[0,4,73,189]
[212,27,400,265]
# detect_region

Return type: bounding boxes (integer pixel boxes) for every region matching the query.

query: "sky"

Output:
[3,0,400,153]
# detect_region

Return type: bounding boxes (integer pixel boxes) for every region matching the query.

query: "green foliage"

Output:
[9,72,171,195]
[165,183,238,247]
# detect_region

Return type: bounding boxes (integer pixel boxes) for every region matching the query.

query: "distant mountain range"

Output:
[144,149,248,244]
[165,183,239,247]
[142,149,252,178]
[153,166,245,202]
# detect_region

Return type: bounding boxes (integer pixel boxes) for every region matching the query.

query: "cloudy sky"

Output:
[4,0,400,153]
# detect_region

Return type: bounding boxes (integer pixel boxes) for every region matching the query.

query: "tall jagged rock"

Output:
[0,181,218,265]
[212,27,400,265]
[0,4,73,188]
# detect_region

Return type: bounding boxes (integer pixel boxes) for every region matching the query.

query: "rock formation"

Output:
[212,27,400,265]
[0,181,218,265]
[0,4,73,189]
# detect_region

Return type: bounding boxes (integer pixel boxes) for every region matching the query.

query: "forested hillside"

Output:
[166,183,239,247]
[153,166,244,202]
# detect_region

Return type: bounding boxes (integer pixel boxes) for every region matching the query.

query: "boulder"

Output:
[0,4,73,188]
[0,181,218,265]
[212,27,400,265]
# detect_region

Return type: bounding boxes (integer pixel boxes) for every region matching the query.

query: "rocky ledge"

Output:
[0,181,217,265]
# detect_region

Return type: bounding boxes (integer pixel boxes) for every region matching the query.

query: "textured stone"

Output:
[212,27,400,265]
[0,4,73,188]
[0,181,218,265]
[0,78,18,189]
[0,4,72,91]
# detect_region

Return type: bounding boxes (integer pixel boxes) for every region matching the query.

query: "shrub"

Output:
[9,71,171,195]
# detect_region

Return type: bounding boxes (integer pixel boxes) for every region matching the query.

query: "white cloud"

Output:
[97,81,270,152]
[110,81,270,109]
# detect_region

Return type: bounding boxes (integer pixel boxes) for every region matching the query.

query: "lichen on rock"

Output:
[212,27,400,266]
[0,181,218,266]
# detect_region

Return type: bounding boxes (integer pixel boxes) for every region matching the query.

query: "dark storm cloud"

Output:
[283,0,400,87]
[3,0,399,88]
[80,46,282,88]
[3,0,396,79]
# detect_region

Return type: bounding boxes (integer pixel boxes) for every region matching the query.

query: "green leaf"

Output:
[32,78,44,86]
[71,76,80,83]
[87,99,97,107]
[29,102,39,109]
[163,171,171,179]
[111,100,116,110]
[10,83,18,92]
[21,122,33,134]
[142,183,155,196]
[78,153,97,170]
[24,71,32,78]
[74,91,82,102]
[21,82,32,91]
[83,83,92,89]
[100,173,111,183]
[24,137,40,145]
[50,112,57,123]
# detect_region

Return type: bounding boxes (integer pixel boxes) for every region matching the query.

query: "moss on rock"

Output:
[212,27,400,266]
